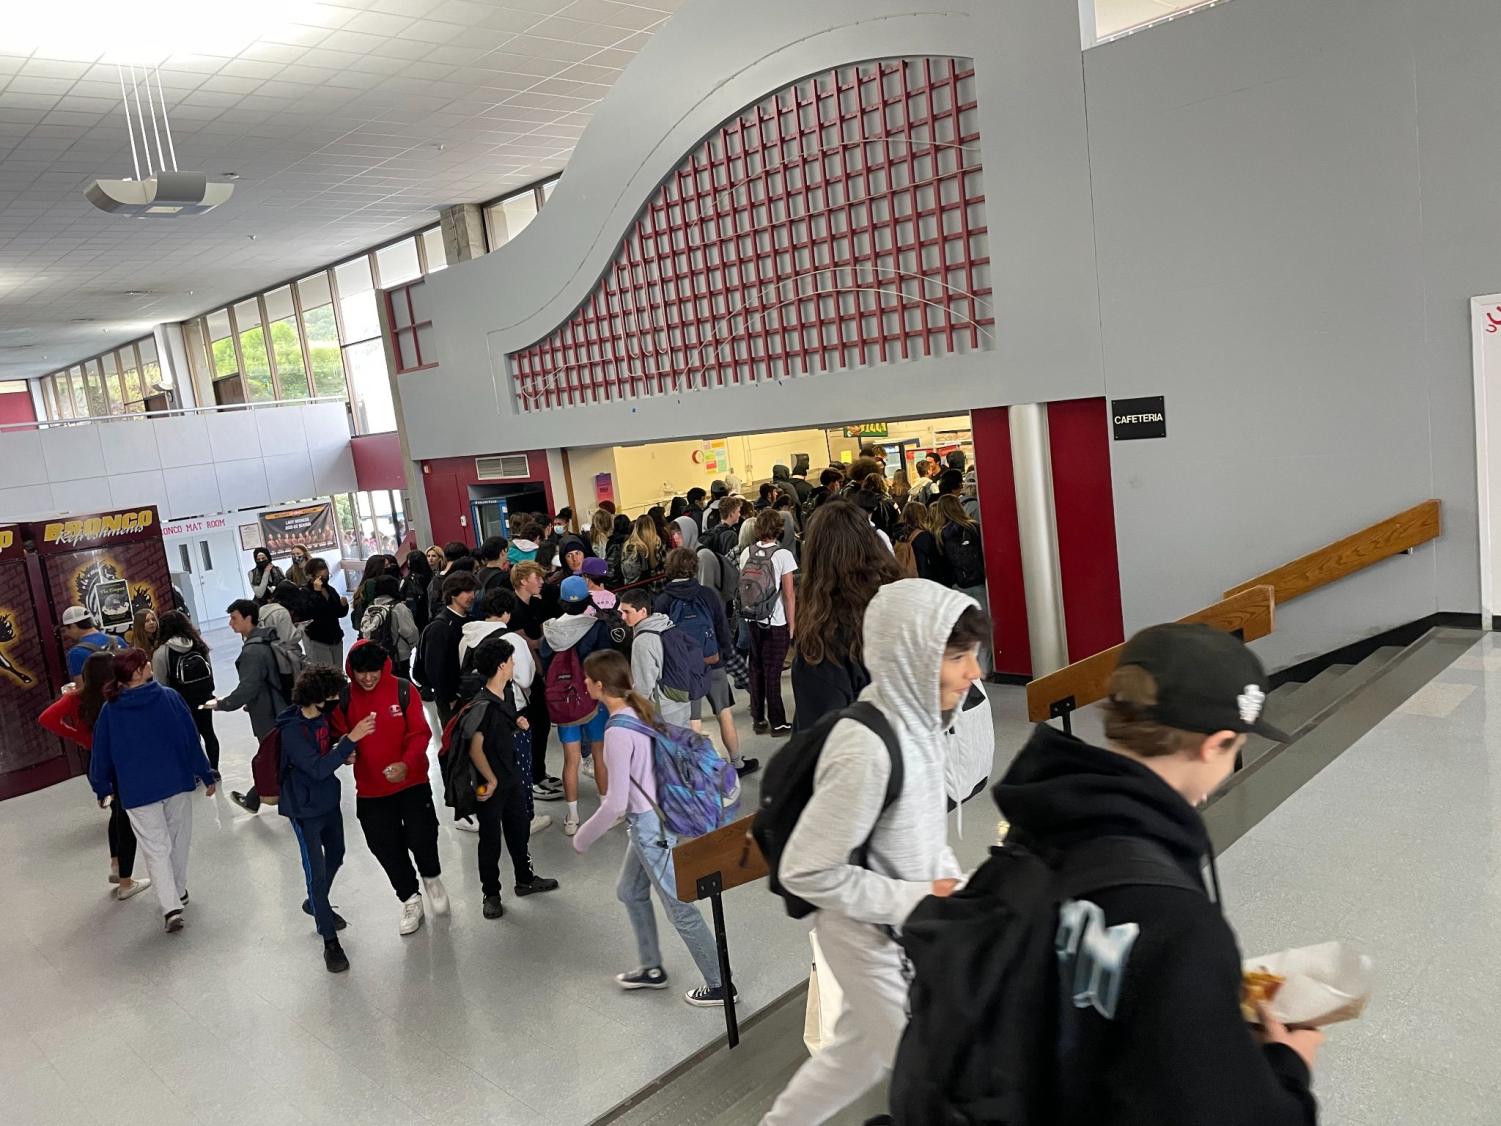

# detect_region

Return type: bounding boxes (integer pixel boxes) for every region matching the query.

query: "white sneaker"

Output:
[562,813,580,837]
[399,894,424,935]
[530,814,553,836]
[581,758,595,780]
[114,877,151,901]
[454,817,480,834]
[422,876,450,916]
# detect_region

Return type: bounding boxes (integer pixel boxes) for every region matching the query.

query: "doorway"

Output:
[1473,293,1501,628]
[172,530,242,628]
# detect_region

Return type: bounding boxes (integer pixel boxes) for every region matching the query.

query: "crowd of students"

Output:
[41,463,1322,1124]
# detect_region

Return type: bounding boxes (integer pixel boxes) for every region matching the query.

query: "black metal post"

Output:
[698,871,739,1048]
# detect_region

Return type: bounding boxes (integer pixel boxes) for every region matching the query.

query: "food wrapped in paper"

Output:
[1242,941,1374,1027]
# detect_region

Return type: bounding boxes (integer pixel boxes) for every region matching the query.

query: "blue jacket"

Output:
[89,681,213,808]
[274,705,354,819]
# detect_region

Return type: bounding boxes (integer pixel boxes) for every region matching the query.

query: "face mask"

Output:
[554,524,565,534]
[317,699,337,714]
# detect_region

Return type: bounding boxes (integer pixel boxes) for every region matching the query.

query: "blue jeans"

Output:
[291,810,345,939]
[617,808,722,988]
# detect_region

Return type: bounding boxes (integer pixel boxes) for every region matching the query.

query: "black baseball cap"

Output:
[1115,623,1288,742]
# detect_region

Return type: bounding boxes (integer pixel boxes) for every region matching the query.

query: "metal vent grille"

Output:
[475,454,531,481]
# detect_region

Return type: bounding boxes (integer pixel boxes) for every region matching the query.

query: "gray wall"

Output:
[1087,0,1490,666]
[405,0,1501,669]
[402,0,1105,454]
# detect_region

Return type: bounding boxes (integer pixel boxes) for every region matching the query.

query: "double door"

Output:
[172,531,243,628]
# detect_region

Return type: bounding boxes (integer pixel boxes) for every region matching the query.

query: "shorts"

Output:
[558,704,607,746]
[691,666,735,720]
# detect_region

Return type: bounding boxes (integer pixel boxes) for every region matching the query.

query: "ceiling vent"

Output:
[475,454,531,481]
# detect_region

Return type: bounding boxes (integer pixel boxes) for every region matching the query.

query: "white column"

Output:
[1009,403,1070,676]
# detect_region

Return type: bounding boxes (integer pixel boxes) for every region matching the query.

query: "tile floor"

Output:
[0,631,1035,1126]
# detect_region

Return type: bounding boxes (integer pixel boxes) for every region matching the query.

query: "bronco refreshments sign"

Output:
[33,507,158,553]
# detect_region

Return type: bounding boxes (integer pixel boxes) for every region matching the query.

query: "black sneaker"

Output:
[482,895,505,919]
[771,724,792,738]
[735,758,760,777]
[323,939,349,973]
[533,784,564,803]
[515,876,559,896]
[615,966,668,991]
[180,890,189,905]
[685,984,739,1007]
[752,721,769,735]
[302,899,347,930]
[164,909,185,934]
[230,791,260,813]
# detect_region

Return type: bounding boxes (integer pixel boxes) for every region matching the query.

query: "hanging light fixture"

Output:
[85,64,235,217]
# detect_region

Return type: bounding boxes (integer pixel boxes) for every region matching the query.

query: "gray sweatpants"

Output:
[126,791,194,917]
[760,910,909,1125]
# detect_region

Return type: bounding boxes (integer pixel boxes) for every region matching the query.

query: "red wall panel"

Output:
[351,432,407,492]
[420,451,554,547]
[971,406,1031,678]
[0,390,36,428]
[1047,398,1124,662]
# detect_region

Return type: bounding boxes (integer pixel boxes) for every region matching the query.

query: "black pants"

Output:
[475,783,534,898]
[748,622,791,727]
[108,799,137,879]
[193,708,220,771]
[356,782,441,902]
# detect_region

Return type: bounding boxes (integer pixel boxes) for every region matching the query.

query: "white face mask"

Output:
[553,523,565,534]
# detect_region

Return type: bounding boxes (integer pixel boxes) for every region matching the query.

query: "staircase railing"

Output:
[1026,585,1276,725]
[1024,498,1441,728]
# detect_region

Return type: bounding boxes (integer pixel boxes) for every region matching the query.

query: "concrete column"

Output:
[154,323,196,409]
[439,203,487,264]
[1009,403,1070,676]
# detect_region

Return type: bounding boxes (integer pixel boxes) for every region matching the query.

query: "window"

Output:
[485,189,540,251]
[374,236,421,288]
[264,285,311,399]
[345,338,396,434]
[388,283,436,373]
[298,273,348,400]
[334,257,380,344]
[100,351,123,413]
[1089,0,1226,44]
[420,226,447,273]
[234,299,274,402]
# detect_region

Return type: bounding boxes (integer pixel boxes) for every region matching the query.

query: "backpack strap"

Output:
[396,678,410,713]
[838,701,904,867]
[1056,835,1205,901]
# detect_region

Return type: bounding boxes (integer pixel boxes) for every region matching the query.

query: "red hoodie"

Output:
[332,640,432,798]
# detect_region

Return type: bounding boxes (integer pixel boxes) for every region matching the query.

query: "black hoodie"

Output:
[996,725,1317,1126]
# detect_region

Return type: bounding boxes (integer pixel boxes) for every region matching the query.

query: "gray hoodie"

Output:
[630,613,674,703]
[779,579,970,927]
[150,635,195,687]
[216,626,288,740]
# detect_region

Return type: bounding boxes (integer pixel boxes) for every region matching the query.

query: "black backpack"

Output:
[887,834,1203,1125]
[751,701,902,919]
[946,523,986,588]
[170,647,215,707]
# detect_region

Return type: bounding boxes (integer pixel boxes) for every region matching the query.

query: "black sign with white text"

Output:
[1111,396,1167,441]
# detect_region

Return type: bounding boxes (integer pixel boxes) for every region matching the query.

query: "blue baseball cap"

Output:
[560,575,590,603]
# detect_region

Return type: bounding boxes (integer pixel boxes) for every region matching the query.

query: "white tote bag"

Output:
[802,930,845,1054]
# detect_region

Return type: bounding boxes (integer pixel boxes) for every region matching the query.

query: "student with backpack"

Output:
[260,582,308,698]
[401,547,434,633]
[247,547,285,606]
[459,587,557,831]
[454,635,560,919]
[420,572,478,731]
[894,502,948,583]
[359,575,419,679]
[274,665,376,973]
[757,580,986,1125]
[151,611,219,773]
[334,641,447,936]
[789,501,903,734]
[886,623,1319,1126]
[60,606,123,680]
[738,508,799,737]
[300,557,349,670]
[211,600,291,814]
[540,575,617,836]
[655,548,756,777]
[472,536,511,605]
[572,649,736,1007]
[934,493,990,674]
[618,588,702,730]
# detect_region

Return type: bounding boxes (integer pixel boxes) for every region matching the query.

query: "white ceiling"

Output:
[0,0,683,380]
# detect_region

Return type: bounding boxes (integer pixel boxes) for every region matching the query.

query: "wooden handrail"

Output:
[1025,585,1276,724]
[1223,500,1440,604]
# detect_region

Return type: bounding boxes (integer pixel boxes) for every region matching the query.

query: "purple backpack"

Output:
[607,713,740,838]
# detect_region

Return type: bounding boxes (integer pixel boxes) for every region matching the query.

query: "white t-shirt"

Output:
[458,621,536,707]
[739,541,798,627]
[872,522,893,554]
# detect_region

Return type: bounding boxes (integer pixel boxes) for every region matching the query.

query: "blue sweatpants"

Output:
[291,811,345,939]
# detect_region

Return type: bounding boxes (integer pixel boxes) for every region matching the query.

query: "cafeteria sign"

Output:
[843,422,889,438]
[258,502,339,556]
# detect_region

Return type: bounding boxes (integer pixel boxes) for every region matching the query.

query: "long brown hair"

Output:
[934,493,974,530]
[583,649,656,725]
[624,515,662,563]
[76,651,116,729]
[157,609,209,657]
[796,500,902,666]
[126,609,158,651]
[901,501,937,535]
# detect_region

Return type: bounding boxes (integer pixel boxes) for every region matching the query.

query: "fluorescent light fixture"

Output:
[0,0,312,64]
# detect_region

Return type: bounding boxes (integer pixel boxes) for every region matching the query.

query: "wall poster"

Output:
[258,502,338,557]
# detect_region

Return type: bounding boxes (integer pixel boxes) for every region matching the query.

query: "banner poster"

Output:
[258,502,338,557]
[26,507,172,640]
[0,525,54,778]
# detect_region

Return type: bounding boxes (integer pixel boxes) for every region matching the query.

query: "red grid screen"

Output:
[509,56,992,413]
[387,280,436,374]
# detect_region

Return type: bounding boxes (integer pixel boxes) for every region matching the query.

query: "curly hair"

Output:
[795,500,902,666]
[292,664,347,707]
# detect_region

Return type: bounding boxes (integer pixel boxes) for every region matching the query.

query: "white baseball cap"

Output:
[61,606,93,626]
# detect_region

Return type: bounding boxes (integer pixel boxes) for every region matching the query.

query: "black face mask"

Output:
[317,699,338,714]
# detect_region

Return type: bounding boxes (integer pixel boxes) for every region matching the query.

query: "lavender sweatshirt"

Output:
[572,706,656,852]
